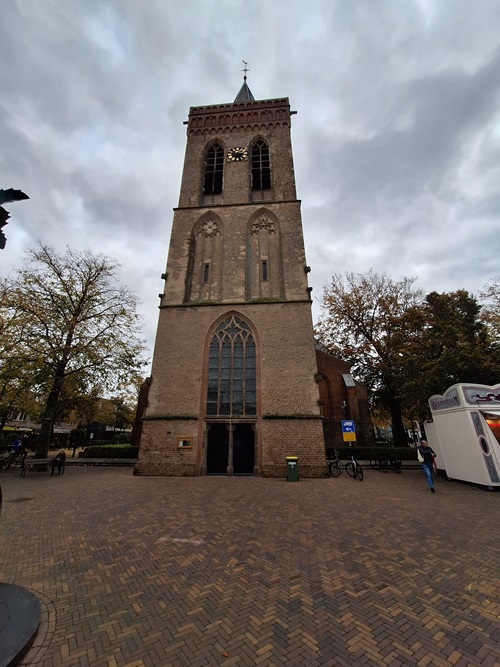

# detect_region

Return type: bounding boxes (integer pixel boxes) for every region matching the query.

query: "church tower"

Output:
[136,77,326,477]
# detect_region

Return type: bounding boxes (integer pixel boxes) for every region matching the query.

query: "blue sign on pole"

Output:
[341,420,355,433]
[341,420,356,442]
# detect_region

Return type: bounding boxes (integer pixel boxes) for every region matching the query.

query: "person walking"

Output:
[418,440,437,493]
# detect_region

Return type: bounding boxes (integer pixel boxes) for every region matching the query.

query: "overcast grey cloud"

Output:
[2,0,500,364]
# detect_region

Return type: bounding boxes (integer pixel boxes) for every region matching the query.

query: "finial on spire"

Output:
[234,62,255,103]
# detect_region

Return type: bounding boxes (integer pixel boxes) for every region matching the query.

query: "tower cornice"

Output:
[186,98,293,136]
[172,199,301,213]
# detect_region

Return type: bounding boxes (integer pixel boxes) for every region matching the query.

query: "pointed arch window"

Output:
[204,143,224,195]
[206,316,256,417]
[251,139,271,191]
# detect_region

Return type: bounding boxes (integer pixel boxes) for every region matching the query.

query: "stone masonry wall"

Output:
[135,419,199,476]
[260,418,327,478]
[315,349,375,449]
[138,301,325,476]
[138,94,327,476]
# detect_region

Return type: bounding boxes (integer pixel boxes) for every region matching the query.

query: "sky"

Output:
[2,0,500,367]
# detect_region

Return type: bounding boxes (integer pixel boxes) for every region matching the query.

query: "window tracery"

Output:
[250,213,276,235]
[206,316,256,417]
[197,218,221,238]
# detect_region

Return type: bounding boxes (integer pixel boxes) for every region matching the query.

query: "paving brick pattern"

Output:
[0,467,498,666]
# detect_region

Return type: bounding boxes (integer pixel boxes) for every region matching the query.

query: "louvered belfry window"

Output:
[206,316,256,416]
[251,139,271,191]
[204,143,224,194]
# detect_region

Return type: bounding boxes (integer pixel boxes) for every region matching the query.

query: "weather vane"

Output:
[242,60,250,81]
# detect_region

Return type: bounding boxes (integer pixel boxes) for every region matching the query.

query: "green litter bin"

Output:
[286,456,299,482]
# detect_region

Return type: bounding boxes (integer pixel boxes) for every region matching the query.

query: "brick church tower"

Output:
[136,77,326,477]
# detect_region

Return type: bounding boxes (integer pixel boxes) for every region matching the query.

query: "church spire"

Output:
[234,60,255,103]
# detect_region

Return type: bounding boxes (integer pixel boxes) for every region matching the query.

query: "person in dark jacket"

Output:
[51,450,66,476]
[418,440,437,493]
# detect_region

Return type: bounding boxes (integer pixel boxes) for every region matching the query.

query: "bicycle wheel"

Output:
[355,464,364,481]
[329,461,343,477]
[345,462,355,477]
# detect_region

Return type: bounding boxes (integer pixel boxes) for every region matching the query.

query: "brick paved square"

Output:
[0,467,498,666]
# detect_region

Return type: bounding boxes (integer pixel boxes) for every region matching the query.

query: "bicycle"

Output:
[387,454,402,473]
[369,453,388,473]
[5,451,27,470]
[327,450,344,477]
[370,452,401,473]
[345,451,364,481]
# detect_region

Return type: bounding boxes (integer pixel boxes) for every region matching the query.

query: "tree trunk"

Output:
[389,396,407,446]
[0,408,9,431]
[36,334,73,456]
[37,388,60,457]
[37,364,68,456]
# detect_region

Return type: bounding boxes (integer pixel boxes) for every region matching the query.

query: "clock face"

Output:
[227,147,248,162]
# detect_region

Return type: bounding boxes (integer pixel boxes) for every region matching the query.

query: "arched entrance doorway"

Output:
[206,422,255,476]
[206,424,229,475]
[233,424,254,475]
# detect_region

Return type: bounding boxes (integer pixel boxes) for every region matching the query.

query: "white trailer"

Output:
[426,383,500,489]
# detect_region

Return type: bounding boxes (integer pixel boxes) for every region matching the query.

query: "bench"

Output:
[20,457,66,478]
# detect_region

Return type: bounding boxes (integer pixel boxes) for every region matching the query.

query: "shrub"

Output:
[326,446,418,461]
[86,445,139,459]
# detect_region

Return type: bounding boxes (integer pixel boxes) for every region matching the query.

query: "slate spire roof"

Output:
[234,77,255,103]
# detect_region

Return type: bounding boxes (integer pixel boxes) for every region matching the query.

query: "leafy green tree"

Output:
[0,288,43,428]
[1,243,147,456]
[315,270,423,446]
[109,395,135,431]
[398,290,500,419]
[480,278,500,343]
[317,271,500,441]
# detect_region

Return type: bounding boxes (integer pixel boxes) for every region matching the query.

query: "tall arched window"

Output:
[206,316,256,416]
[251,139,271,192]
[204,143,224,194]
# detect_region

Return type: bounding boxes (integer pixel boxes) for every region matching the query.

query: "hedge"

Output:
[326,446,419,461]
[81,445,139,459]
